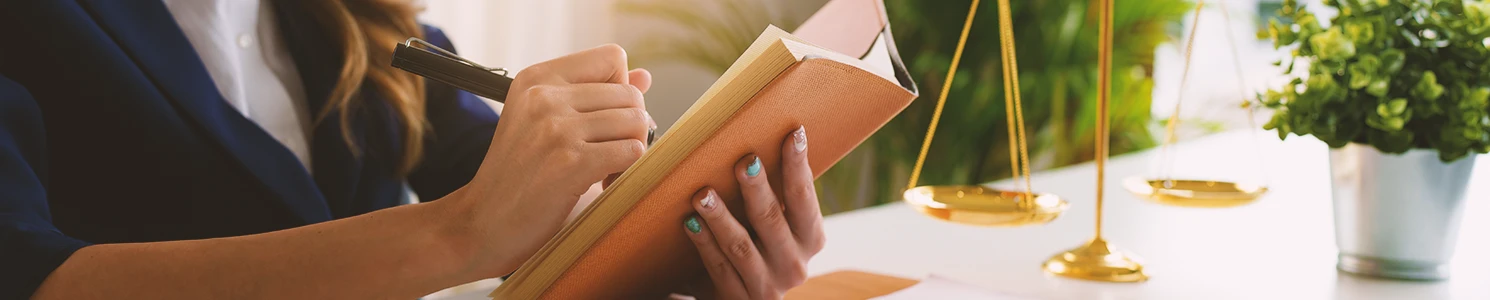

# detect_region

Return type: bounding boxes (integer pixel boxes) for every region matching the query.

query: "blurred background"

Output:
[419,0,1298,215]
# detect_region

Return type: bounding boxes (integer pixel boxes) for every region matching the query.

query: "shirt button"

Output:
[237,34,253,48]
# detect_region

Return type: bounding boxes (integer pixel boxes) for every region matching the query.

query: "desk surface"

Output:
[430,130,1490,299]
[808,130,1490,299]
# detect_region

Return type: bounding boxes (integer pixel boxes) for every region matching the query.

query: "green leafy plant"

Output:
[1262,0,1490,161]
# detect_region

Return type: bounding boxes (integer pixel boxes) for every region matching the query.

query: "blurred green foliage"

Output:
[1261,0,1490,162]
[817,0,1188,212]
[618,0,1190,213]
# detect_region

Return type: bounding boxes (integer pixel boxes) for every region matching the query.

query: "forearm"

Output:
[31,198,488,300]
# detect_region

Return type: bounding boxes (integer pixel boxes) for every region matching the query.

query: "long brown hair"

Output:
[303,0,427,175]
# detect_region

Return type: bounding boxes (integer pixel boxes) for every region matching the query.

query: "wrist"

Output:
[428,185,521,279]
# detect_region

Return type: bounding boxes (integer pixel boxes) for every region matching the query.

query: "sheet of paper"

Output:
[871,275,1037,300]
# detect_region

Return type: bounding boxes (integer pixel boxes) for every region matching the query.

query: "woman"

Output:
[0,0,822,299]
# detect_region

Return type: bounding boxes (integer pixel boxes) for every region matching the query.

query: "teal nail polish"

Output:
[746,157,762,177]
[685,216,702,233]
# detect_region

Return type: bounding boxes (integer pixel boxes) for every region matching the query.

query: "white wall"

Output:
[419,0,622,113]
[419,0,619,72]
[1149,0,1328,135]
[419,0,828,133]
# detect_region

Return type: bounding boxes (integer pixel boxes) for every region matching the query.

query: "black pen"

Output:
[392,38,514,102]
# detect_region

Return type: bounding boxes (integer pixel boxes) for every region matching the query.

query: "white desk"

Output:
[808,130,1490,299]
[430,130,1490,299]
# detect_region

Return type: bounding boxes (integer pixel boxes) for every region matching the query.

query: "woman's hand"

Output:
[442,44,655,277]
[683,126,826,300]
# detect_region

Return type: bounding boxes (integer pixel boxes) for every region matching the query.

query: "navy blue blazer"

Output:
[0,1,500,298]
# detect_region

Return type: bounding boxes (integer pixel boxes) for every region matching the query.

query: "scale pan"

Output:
[903,185,1067,227]
[1123,177,1266,208]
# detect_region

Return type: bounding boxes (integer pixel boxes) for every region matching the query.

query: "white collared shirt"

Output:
[162,0,314,173]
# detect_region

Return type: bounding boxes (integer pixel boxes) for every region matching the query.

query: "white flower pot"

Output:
[1329,143,1476,280]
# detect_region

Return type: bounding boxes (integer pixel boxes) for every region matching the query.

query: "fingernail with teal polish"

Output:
[746,156,762,177]
[685,216,702,234]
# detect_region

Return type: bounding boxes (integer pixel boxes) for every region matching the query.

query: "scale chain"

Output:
[1158,0,1273,187]
[1159,1,1205,181]
[997,0,1034,203]
[905,0,1036,207]
[905,0,979,191]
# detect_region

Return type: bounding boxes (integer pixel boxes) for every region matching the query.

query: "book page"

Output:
[780,37,896,83]
[860,32,894,79]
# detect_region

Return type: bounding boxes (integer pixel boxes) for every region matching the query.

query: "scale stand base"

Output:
[1043,237,1149,283]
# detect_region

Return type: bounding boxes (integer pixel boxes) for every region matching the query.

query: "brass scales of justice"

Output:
[900,0,1267,282]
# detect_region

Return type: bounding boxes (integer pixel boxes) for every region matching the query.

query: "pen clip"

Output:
[403,37,508,77]
[393,37,516,102]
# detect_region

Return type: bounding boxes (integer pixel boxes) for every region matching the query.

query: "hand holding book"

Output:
[491,0,916,297]
[680,126,825,299]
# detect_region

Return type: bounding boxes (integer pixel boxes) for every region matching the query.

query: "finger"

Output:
[557,83,645,113]
[694,189,771,299]
[628,68,653,94]
[581,139,645,181]
[735,155,797,250]
[734,154,805,285]
[627,68,658,133]
[527,44,629,84]
[683,210,748,299]
[580,107,650,143]
[780,125,825,254]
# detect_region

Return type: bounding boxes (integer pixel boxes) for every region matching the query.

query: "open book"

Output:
[490,0,918,298]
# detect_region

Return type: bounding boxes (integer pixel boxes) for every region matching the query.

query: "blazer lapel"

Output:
[78,0,333,223]
[270,0,367,217]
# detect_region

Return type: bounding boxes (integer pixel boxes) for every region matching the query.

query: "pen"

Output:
[392,38,514,103]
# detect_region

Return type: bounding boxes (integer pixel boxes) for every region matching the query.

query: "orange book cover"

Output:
[491,0,917,298]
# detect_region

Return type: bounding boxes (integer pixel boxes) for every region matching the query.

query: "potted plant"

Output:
[1262,0,1490,280]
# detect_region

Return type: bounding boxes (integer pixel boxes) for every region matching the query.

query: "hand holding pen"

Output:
[393,38,655,145]
[404,43,655,276]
